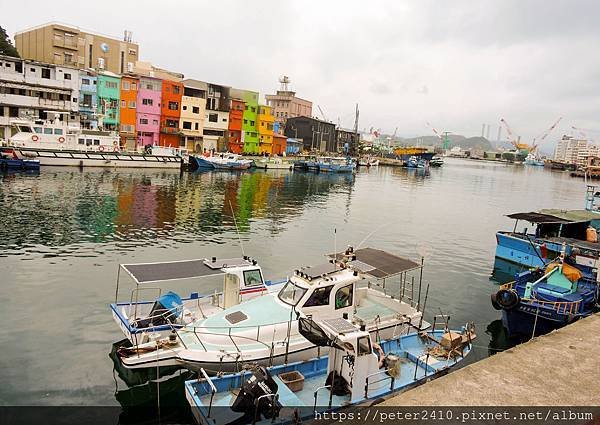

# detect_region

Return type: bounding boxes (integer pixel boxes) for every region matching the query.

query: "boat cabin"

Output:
[111,256,275,343]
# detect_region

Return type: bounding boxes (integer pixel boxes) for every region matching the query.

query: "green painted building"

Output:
[97,72,121,131]
[232,88,259,154]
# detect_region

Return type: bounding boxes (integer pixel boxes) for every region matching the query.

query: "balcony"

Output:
[161,127,182,135]
[52,38,79,51]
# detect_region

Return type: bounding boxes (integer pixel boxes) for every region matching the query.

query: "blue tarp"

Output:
[156,291,183,317]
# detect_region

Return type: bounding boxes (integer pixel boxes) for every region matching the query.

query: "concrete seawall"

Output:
[382,313,600,406]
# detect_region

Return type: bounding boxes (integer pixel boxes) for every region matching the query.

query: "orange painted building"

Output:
[160,79,184,147]
[228,98,244,153]
[119,75,138,150]
[272,133,287,155]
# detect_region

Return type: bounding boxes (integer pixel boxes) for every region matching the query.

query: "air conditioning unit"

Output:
[127,62,134,73]
[97,57,105,69]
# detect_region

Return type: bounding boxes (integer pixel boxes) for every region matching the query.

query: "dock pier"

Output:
[382,313,600,406]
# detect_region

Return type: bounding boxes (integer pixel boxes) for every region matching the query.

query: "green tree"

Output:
[0,26,19,57]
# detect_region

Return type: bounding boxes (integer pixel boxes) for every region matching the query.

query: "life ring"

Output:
[98,145,105,152]
[58,137,65,143]
[494,288,520,310]
[31,135,39,142]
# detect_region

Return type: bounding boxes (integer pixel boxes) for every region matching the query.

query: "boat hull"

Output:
[500,306,576,337]
[11,147,182,169]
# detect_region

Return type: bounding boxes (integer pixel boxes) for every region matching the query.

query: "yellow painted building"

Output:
[257,105,274,155]
[180,80,206,152]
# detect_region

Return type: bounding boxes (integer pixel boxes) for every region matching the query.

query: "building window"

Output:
[64,73,71,80]
[166,119,178,128]
[129,101,136,108]
[250,106,256,113]
[128,48,136,55]
[131,82,137,90]
[105,81,118,89]
[182,121,192,130]
[121,100,126,108]
[152,119,158,125]
[41,68,50,79]
[168,101,179,110]
[250,120,255,126]
[82,78,90,85]
[88,44,93,68]
[9,107,19,117]
[208,113,218,122]
[243,119,248,124]
[173,85,180,94]
[182,105,187,111]
[142,98,153,106]
[222,118,227,122]
[192,106,199,114]
[195,123,199,130]
[122,81,130,90]
[140,118,148,124]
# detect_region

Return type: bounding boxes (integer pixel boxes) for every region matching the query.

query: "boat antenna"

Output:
[228,200,245,257]
[356,221,389,250]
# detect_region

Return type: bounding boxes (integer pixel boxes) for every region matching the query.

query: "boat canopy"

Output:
[329,247,421,279]
[507,209,600,224]
[120,257,254,284]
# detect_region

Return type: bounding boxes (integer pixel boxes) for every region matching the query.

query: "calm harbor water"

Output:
[0,158,588,411]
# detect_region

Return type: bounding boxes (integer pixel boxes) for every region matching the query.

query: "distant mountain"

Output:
[393,134,494,151]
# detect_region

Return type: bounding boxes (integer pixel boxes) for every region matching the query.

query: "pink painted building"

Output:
[136,76,162,147]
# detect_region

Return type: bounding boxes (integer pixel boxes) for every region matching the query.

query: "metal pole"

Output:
[417,257,424,310]
[114,264,121,304]
[418,283,430,330]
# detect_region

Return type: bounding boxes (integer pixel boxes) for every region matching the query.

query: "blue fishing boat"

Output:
[185,316,475,425]
[491,252,599,337]
[293,156,318,171]
[494,185,600,279]
[317,157,355,173]
[406,156,428,169]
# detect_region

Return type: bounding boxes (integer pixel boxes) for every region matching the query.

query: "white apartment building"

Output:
[0,54,80,140]
[554,135,591,167]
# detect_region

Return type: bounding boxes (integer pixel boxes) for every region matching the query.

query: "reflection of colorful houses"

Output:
[257,105,274,155]
[137,76,162,147]
[119,75,138,150]
[160,79,184,147]
[228,98,244,153]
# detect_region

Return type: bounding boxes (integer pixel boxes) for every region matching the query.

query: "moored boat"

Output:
[524,153,544,166]
[429,156,444,167]
[358,156,379,167]
[185,316,475,424]
[115,247,429,373]
[256,157,294,170]
[6,116,185,169]
[189,153,253,171]
[317,156,356,173]
[0,148,40,171]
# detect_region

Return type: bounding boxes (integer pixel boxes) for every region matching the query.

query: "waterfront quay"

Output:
[383,313,600,407]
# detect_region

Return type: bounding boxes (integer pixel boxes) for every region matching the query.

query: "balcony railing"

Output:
[161,127,181,135]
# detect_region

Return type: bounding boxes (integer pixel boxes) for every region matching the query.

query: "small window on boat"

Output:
[334,284,353,309]
[34,127,42,133]
[357,335,371,356]
[53,128,63,135]
[303,285,333,307]
[93,139,100,145]
[243,269,263,287]
[78,138,85,145]
[43,128,53,135]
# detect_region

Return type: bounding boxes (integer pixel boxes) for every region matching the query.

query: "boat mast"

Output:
[353,104,359,157]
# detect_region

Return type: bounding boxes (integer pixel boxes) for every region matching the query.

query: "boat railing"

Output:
[499,282,583,314]
[198,368,217,418]
[364,369,395,398]
[129,287,162,320]
[313,385,332,411]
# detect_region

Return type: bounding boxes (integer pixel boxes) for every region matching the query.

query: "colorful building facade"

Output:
[272,133,287,155]
[160,79,183,147]
[79,70,98,129]
[228,98,244,153]
[136,76,162,147]
[231,88,259,154]
[180,80,206,153]
[119,75,138,149]
[97,72,120,131]
[257,105,274,155]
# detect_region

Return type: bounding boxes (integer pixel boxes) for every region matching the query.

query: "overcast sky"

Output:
[3,0,600,146]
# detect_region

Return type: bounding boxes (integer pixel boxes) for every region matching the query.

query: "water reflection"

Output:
[0,169,355,258]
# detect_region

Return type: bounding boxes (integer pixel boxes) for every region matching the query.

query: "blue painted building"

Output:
[79,71,98,129]
[286,137,302,155]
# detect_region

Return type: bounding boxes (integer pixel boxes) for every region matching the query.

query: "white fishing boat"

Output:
[6,114,186,169]
[358,156,379,167]
[115,247,429,373]
[111,256,285,345]
[255,157,294,170]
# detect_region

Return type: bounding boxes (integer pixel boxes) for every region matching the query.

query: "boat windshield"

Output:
[278,280,307,306]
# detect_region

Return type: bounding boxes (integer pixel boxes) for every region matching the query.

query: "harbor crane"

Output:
[317,105,327,122]
[500,118,531,151]
[531,117,562,152]
[426,121,451,149]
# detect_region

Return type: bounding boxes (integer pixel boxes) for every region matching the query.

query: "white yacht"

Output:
[5,115,186,169]
[115,247,429,373]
